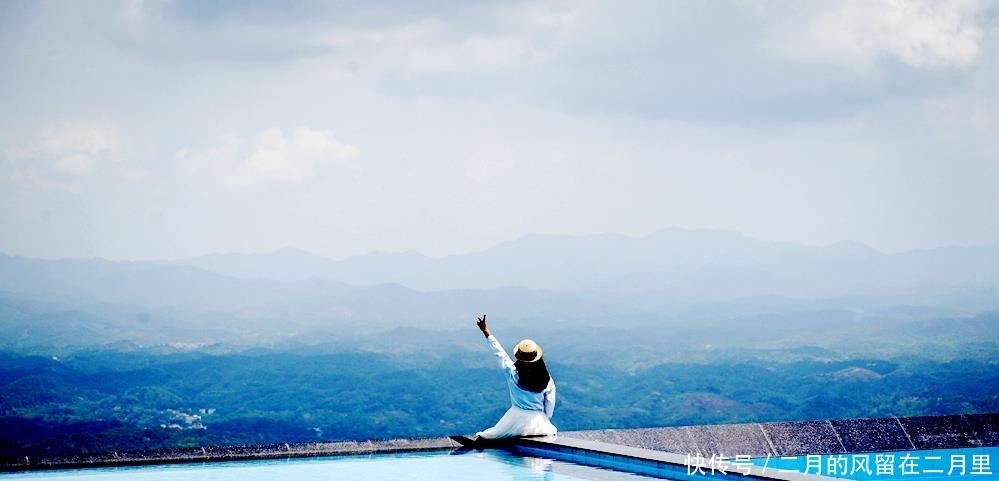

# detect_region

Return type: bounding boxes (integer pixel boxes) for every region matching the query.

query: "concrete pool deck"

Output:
[3,413,998,478]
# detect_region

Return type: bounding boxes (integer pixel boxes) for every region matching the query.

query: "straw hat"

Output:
[514,339,542,362]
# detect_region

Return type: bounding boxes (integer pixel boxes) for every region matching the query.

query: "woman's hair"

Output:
[515,357,551,393]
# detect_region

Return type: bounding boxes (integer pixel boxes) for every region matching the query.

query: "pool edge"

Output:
[0,437,459,473]
[512,435,840,481]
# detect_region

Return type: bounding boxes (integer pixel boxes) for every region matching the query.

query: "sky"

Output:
[1,0,998,261]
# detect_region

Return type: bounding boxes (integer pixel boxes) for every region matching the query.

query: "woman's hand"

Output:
[476,314,491,337]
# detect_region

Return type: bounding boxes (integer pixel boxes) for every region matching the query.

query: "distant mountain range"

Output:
[178,228,997,294]
[2,228,997,352]
[4,228,999,308]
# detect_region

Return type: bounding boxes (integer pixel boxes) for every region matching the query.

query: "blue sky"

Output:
[1,0,997,260]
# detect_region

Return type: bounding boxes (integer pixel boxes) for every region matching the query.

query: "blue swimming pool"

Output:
[1,450,665,481]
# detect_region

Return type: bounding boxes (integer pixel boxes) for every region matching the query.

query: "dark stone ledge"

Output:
[1,437,457,473]
[568,413,999,457]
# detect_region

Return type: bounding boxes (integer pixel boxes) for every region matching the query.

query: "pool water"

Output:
[2,450,663,481]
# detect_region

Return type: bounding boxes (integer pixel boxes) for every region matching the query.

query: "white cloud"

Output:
[768,0,986,69]
[314,3,573,76]
[175,127,360,188]
[34,122,125,160]
[117,166,148,182]
[175,133,243,176]
[19,121,127,179]
[3,1,998,260]
[52,153,97,177]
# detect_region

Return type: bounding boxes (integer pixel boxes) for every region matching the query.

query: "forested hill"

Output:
[2,312,998,461]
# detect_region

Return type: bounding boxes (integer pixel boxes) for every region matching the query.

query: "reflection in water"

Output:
[478,450,655,481]
[480,450,555,481]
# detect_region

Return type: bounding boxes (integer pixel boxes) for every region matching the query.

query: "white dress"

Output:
[476,335,557,439]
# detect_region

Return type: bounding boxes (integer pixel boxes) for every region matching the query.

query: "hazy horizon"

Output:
[4,226,999,263]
